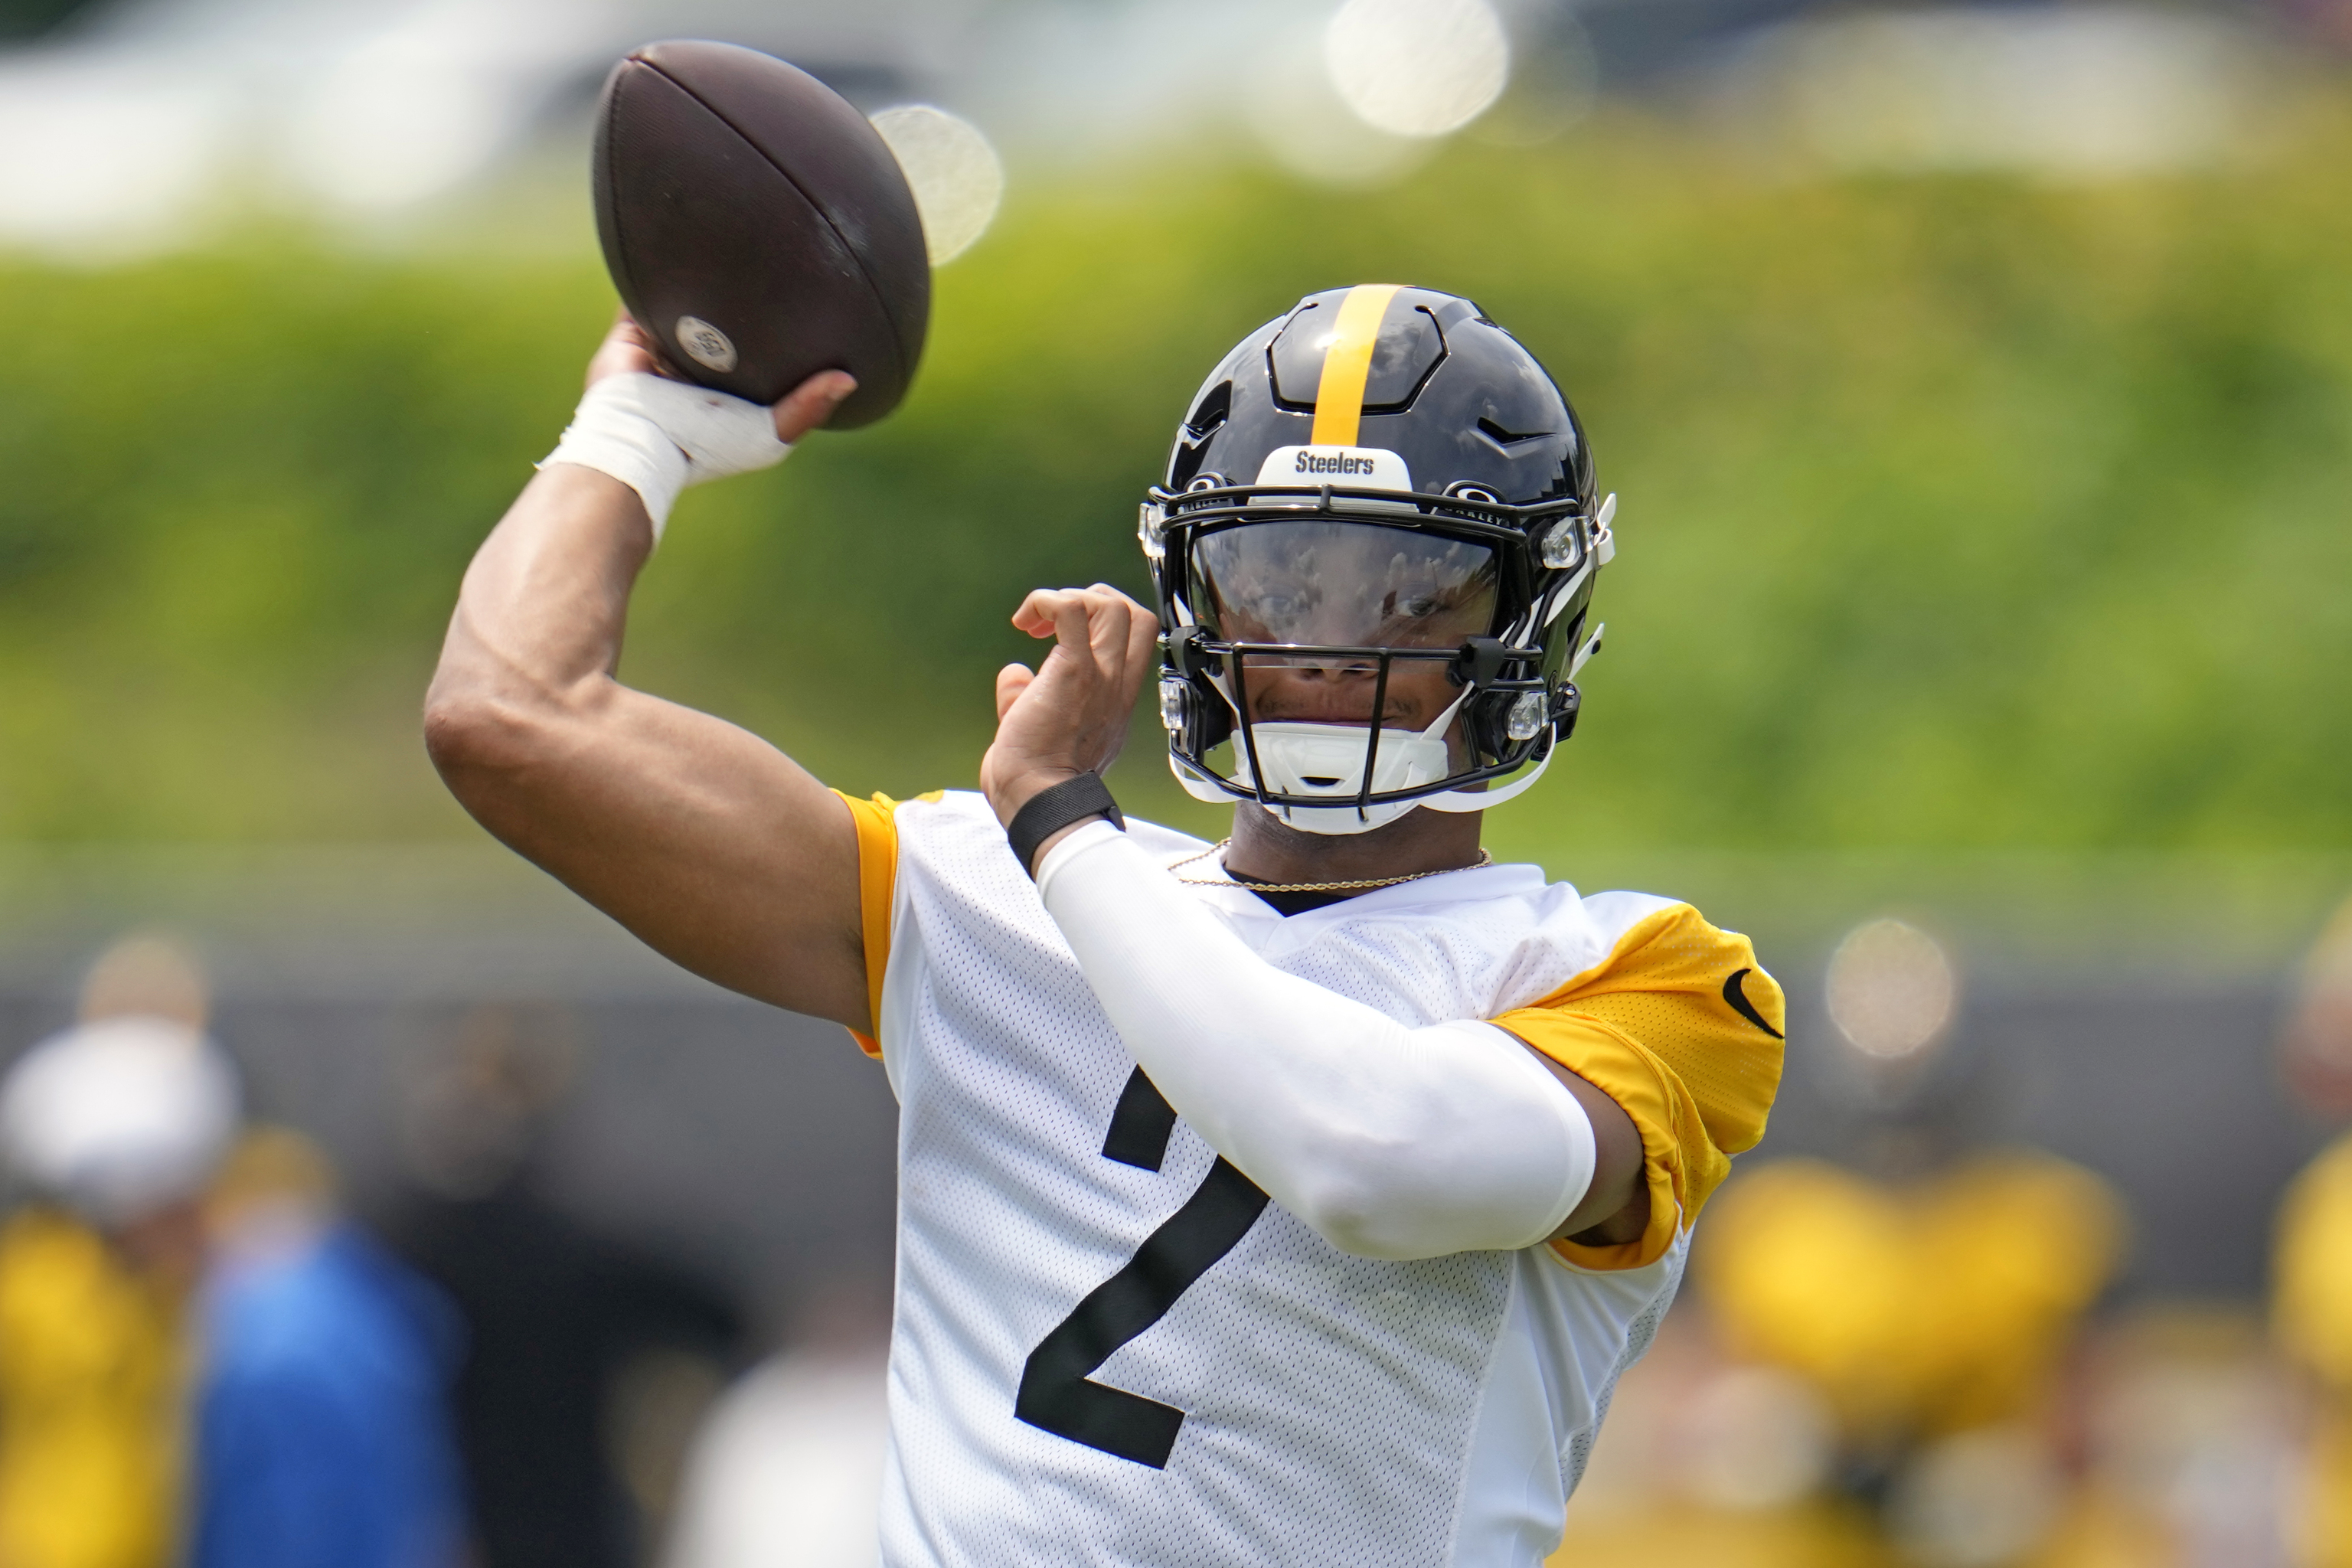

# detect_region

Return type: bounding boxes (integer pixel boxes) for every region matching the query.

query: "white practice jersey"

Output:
[847,790,1782,1568]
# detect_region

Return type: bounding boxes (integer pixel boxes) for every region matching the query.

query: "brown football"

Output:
[592,40,929,429]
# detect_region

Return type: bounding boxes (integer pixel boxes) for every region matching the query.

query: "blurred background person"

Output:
[1695,1152,2126,1563]
[1703,920,2127,1565]
[0,936,217,1568]
[377,1004,745,1568]
[188,1124,464,1568]
[1556,1149,2128,1568]
[660,1280,889,1568]
[0,937,467,1568]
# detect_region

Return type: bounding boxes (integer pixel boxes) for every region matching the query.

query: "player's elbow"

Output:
[423,622,596,776]
[422,679,551,802]
[423,678,491,773]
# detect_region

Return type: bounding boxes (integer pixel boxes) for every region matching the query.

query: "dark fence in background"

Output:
[0,841,2334,1328]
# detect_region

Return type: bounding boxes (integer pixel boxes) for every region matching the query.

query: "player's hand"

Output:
[982,585,1159,828]
[584,309,856,444]
[585,308,674,384]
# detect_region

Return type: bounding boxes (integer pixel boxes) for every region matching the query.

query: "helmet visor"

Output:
[1190,521,1500,651]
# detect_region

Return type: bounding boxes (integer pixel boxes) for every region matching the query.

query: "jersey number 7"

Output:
[1015,1067,1270,1468]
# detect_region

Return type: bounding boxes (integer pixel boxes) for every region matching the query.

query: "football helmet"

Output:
[1143,284,1615,834]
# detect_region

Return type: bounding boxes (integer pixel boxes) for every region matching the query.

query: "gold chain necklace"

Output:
[1168,839,1494,894]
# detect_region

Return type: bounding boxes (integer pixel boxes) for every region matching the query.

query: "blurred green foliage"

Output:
[2,110,2349,851]
[0,0,101,38]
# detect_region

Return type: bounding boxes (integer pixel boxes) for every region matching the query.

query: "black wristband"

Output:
[1007,772,1125,879]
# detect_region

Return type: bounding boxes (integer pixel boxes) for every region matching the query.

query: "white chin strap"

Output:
[1173,691,1556,836]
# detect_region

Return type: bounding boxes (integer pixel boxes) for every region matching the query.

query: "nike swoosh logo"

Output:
[1722,969,1783,1040]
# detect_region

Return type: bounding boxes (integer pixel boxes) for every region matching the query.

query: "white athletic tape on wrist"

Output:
[539,372,790,541]
[1037,823,1596,1259]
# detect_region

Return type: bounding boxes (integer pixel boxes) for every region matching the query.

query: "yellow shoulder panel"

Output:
[831,790,908,1060]
[1492,903,1786,1270]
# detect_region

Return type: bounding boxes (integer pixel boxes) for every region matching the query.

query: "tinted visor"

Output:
[1191,521,1500,651]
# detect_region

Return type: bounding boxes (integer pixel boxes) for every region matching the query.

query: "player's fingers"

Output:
[1070,589,1149,704]
[995,663,1034,720]
[1011,589,1075,639]
[1081,585,1155,675]
[773,371,859,443]
[1014,590,1103,663]
[1070,589,1152,710]
[585,312,662,387]
[1047,596,1101,673]
[1080,585,1130,664]
[1018,591,1137,704]
[1121,593,1159,684]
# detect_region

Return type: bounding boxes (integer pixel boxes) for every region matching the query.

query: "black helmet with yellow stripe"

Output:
[1142,284,1615,835]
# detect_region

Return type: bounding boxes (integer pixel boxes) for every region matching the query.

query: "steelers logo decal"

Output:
[675,316,738,374]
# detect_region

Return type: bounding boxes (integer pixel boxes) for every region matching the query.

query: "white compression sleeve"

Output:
[539,371,791,541]
[1036,822,1596,1260]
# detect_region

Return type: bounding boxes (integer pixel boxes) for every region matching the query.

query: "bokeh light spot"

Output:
[284,64,518,212]
[870,106,1004,266]
[1826,918,1957,1060]
[1323,0,1510,139]
[1247,16,1430,188]
[1683,1365,1835,1510]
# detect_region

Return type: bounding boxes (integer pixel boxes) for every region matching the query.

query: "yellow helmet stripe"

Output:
[1308,284,1404,447]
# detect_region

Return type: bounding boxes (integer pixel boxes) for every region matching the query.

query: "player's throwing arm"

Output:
[428,41,926,1030]
[424,317,870,1021]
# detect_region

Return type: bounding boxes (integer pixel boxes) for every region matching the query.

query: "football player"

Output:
[426,284,1786,1565]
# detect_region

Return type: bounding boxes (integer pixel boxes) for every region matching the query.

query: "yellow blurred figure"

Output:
[1555,1502,1890,1568]
[2277,1138,2352,1392]
[2029,1490,2179,1568]
[1558,913,2131,1568]
[0,1210,181,1568]
[0,936,221,1568]
[2280,1141,2352,1568]
[1549,1311,1889,1568]
[1698,1154,2124,1440]
[2278,897,2352,1568]
[1541,1152,2131,1568]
